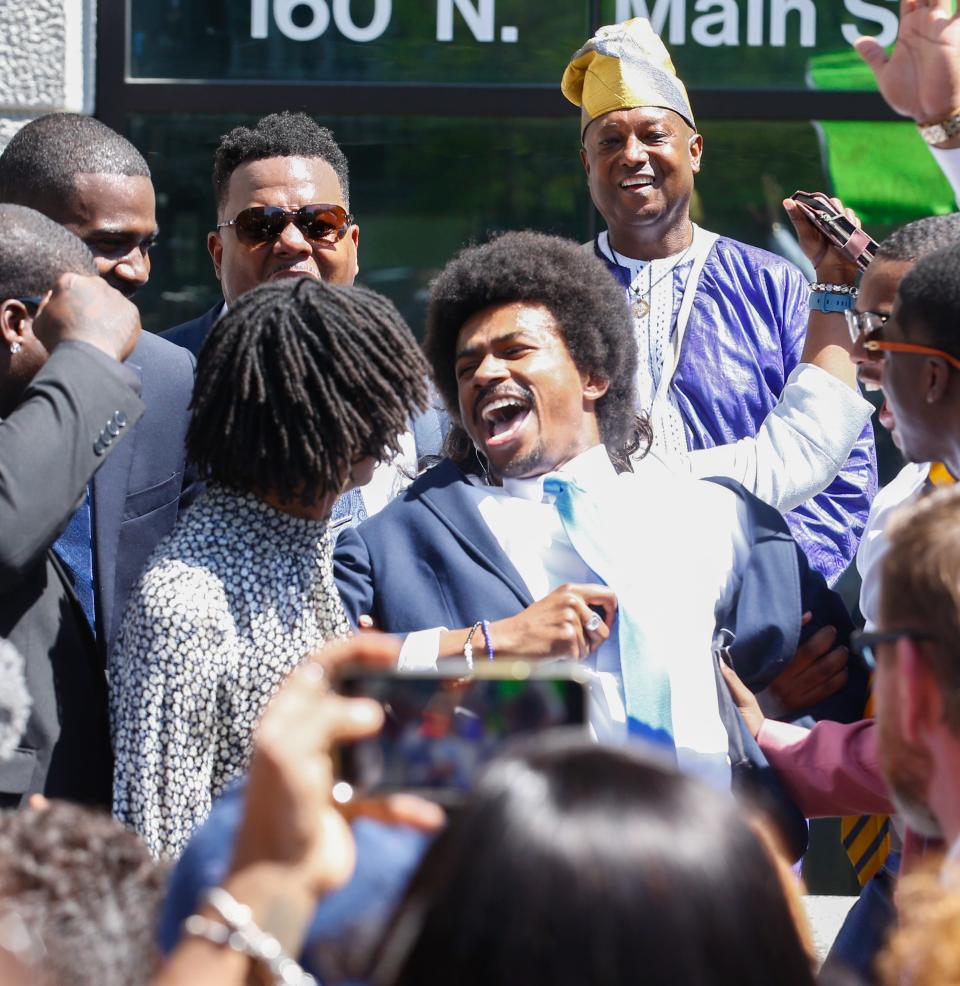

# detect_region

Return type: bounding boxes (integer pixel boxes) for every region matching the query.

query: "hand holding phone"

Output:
[785,191,878,273]
[334,662,589,805]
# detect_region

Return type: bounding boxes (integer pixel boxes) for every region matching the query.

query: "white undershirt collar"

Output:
[495,445,616,503]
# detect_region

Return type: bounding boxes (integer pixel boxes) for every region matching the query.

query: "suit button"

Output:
[93,439,105,456]
[108,421,120,437]
[114,411,127,428]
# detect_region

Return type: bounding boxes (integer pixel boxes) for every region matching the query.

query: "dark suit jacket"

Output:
[0,343,145,808]
[161,301,222,357]
[93,330,196,663]
[334,459,867,859]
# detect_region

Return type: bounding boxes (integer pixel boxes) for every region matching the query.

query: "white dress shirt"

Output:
[685,364,874,513]
[400,445,751,787]
[856,462,930,631]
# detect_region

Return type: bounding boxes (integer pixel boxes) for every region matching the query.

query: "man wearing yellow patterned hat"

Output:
[562,18,877,587]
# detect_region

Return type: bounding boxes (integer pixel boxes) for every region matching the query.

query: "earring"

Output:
[9,342,21,355]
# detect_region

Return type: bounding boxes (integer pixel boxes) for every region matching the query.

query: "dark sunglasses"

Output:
[850,628,937,671]
[217,204,353,246]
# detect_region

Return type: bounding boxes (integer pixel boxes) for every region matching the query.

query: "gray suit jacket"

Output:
[0,342,145,807]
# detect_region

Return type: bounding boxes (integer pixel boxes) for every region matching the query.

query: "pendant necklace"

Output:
[612,240,694,320]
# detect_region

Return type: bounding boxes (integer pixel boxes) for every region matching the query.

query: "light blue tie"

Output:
[542,474,675,755]
[52,486,96,635]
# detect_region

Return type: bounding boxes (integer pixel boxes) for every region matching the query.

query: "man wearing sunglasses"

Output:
[163,112,358,357]
[164,112,443,527]
[724,237,960,977]
[849,213,960,632]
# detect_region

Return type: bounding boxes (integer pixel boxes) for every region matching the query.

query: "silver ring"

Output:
[585,613,603,633]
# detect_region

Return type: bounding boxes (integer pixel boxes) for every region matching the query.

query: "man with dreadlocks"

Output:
[109,277,428,859]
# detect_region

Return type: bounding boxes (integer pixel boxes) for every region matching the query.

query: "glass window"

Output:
[131,112,954,338]
[129,1,592,84]
[128,113,594,334]
[130,0,902,90]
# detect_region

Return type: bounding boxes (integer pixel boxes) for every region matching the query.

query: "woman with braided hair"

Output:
[109,277,429,859]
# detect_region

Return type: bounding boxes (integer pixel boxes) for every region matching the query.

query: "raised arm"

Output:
[855,0,960,199]
[0,274,143,587]
[687,197,872,513]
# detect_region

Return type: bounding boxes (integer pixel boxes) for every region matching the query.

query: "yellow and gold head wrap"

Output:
[561,18,695,135]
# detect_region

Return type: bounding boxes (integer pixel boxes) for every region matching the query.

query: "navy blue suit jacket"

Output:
[334,459,868,859]
[334,460,861,695]
[161,301,222,358]
[93,330,196,663]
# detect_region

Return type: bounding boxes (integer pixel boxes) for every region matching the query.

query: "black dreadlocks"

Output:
[188,277,429,506]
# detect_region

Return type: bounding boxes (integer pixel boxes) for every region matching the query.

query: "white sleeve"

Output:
[685,364,874,513]
[930,145,960,203]
[398,627,446,671]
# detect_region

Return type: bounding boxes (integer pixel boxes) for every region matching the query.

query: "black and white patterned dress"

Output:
[109,485,351,858]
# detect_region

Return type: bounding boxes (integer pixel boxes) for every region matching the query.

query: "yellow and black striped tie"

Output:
[841,463,955,885]
[840,686,890,886]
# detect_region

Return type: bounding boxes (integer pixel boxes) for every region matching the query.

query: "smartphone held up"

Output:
[333,661,589,806]
[789,190,879,271]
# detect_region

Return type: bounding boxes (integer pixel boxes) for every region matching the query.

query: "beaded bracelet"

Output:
[184,887,318,986]
[463,621,482,669]
[481,619,494,661]
[809,282,857,296]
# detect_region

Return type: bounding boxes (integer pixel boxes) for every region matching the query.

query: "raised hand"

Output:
[854,0,960,131]
[782,194,863,284]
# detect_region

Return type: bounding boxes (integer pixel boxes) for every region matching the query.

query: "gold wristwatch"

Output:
[918,111,960,146]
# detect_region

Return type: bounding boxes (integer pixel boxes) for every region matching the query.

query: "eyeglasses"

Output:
[850,628,937,671]
[14,296,43,310]
[862,338,960,371]
[844,307,960,369]
[844,309,889,345]
[217,204,353,246]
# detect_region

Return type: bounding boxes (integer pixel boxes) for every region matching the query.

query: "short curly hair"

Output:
[423,231,642,465]
[212,111,350,215]
[0,802,165,986]
[877,212,960,264]
[896,242,960,360]
[0,113,150,216]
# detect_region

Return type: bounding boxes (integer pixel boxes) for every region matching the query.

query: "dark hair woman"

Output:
[375,736,816,986]
[109,277,428,860]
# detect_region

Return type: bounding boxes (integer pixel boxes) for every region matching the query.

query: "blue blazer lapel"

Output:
[415,461,534,609]
[91,363,141,662]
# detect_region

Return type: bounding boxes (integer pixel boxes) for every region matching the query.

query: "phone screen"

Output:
[336,669,587,801]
